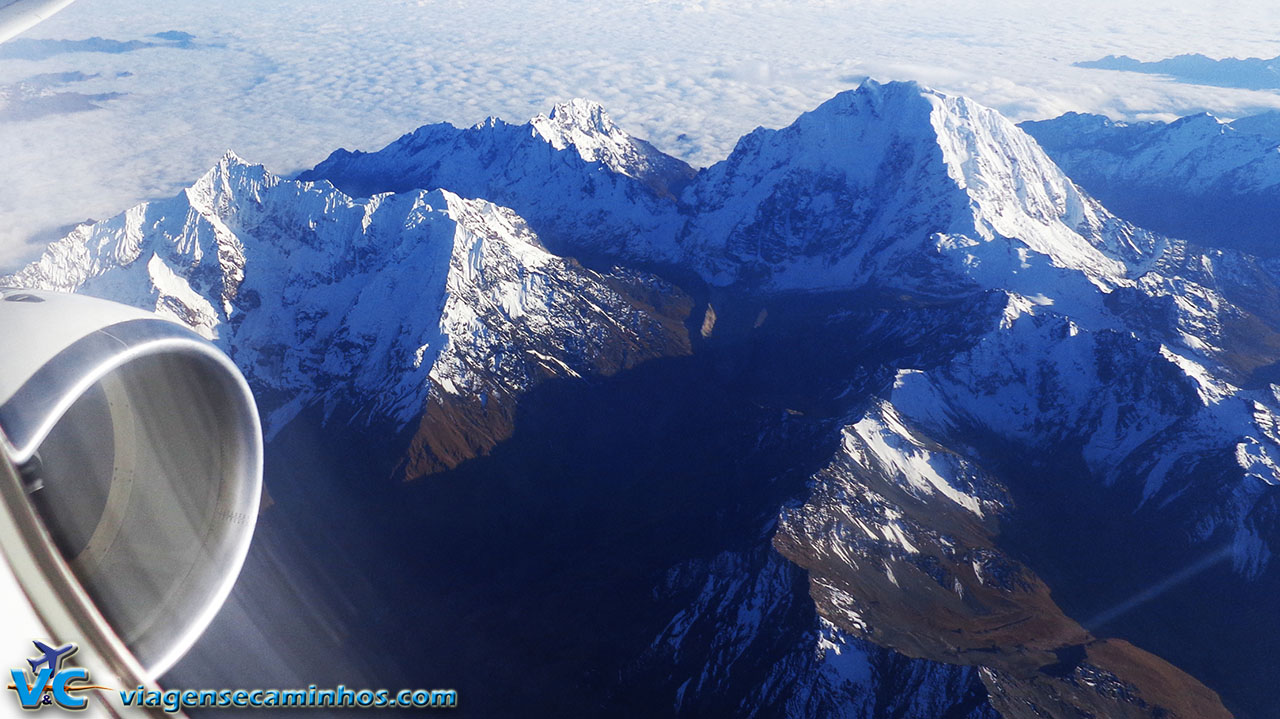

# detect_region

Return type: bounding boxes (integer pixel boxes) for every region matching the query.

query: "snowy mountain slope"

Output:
[9,80,1280,717]
[669,82,1280,715]
[304,81,1167,301]
[877,299,1280,568]
[2,152,692,475]
[644,548,994,719]
[299,83,1276,366]
[774,395,1233,719]
[765,287,1280,715]
[681,81,1162,294]
[1228,111,1280,143]
[1022,111,1280,197]
[299,99,694,262]
[1020,111,1280,257]
[670,83,1280,563]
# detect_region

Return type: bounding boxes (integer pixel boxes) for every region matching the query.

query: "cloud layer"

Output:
[1,0,1278,269]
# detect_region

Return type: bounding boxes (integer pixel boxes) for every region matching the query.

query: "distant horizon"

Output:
[1076,51,1280,92]
[2,0,1279,269]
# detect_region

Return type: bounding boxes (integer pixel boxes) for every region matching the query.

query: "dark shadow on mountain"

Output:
[1075,53,1280,91]
[985,439,1280,719]
[168,289,999,718]
[1054,184,1280,258]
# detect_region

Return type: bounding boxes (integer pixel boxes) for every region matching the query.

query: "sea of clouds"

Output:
[1,0,1277,269]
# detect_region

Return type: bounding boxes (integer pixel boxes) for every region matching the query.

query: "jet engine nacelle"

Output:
[0,289,262,713]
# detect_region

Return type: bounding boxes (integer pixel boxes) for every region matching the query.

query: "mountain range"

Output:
[1074,54,1280,92]
[1021,110,1280,259]
[7,80,1280,719]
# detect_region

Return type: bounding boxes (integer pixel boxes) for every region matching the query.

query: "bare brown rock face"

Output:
[403,387,520,478]
[401,269,694,481]
[775,406,1232,719]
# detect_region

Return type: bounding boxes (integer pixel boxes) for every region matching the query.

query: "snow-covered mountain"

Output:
[643,547,995,718]
[3,152,692,475]
[1073,53,1280,92]
[306,82,1164,297]
[302,81,1280,583]
[299,99,694,261]
[774,392,1233,719]
[702,83,1280,717]
[1228,110,1280,143]
[1021,111,1280,257]
[679,81,1161,294]
[9,80,1280,717]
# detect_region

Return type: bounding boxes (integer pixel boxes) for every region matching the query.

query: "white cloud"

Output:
[1,0,1279,269]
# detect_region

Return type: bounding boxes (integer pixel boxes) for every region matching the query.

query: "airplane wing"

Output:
[0,0,78,44]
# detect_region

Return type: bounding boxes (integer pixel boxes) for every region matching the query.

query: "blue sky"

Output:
[1,0,1278,268]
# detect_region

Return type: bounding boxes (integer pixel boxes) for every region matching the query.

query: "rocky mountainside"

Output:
[678,81,1160,292]
[307,82,1161,294]
[304,81,1280,580]
[1021,111,1280,257]
[299,99,694,262]
[8,80,1280,718]
[3,153,692,476]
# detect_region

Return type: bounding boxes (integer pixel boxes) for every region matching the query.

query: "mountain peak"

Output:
[541,98,615,136]
[300,98,695,258]
[528,98,665,181]
[198,149,269,181]
[3,157,691,445]
[1171,111,1225,126]
[220,149,249,165]
[801,79,936,123]
[853,77,927,98]
[686,79,1159,291]
[189,151,275,212]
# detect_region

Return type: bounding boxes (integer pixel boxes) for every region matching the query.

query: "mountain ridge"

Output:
[1021,110,1280,258]
[8,80,1280,718]
[3,151,693,473]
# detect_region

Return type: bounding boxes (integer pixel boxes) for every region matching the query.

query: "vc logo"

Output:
[6,641,109,711]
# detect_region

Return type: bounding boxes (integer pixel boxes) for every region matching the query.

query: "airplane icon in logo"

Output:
[27,641,76,675]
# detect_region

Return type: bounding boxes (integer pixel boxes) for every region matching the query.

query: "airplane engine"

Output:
[0,289,262,694]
